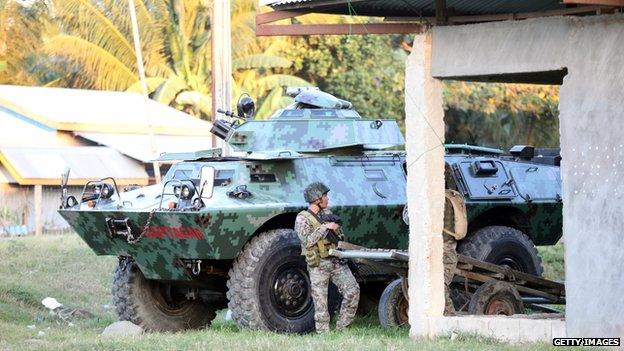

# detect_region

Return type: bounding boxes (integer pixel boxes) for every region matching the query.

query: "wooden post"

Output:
[34,185,42,236]
[211,0,232,154]
[127,0,161,183]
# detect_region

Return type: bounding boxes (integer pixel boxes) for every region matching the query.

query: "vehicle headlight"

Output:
[180,183,195,200]
[95,183,115,199]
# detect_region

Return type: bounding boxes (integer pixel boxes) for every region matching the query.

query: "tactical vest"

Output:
[298,210,337,267]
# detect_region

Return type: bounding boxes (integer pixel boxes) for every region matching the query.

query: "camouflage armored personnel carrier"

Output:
[58,88,562,333]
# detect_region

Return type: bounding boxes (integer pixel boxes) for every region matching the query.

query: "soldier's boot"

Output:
[334,264,360,331]
[444,285,456,316]
[442,234,458,316]
[315,315,330,333]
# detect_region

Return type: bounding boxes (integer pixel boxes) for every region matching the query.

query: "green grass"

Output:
[538,242,565,282]
[0,235,572,351]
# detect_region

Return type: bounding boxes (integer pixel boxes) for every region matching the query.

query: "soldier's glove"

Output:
[319,213,344,244]
[324,228,341,244]
[319,213,342,225]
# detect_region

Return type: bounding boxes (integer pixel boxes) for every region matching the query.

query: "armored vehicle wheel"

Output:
[227,229,339,333]
[112,259,217,332]
[458,226,543,276]
[450,285,471,312]
[378,279,409,328]
[468,280,524,315]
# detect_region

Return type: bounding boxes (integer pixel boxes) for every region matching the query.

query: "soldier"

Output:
[442,189,467,315]
[402,166,467,316]
[294,182,360,333]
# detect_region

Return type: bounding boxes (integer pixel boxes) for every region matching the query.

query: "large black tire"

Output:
[112,259,217,332]
[227,229,338,333]
[378,279,409,328]
[450,285,471,312]
[457,225,543,276]
[468,280,524,315]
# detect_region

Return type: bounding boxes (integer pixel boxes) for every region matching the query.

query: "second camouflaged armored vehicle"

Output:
[59,88,562,333]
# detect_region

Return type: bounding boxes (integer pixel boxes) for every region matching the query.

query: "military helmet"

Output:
[303,182,330,203]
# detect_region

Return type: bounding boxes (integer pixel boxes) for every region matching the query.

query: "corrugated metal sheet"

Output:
[76,132,214,163]
[264,0,566,17]
[0,107,62,148]
[0,85,213,136]
[0,164,16,183]
[0,146,148,185]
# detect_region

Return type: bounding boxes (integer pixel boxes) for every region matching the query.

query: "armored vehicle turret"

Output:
[59,88,562,333]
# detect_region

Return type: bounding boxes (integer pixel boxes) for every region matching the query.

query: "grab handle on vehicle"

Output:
[105,217,133,239]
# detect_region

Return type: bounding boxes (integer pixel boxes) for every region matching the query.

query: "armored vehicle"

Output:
[59,88,562,333]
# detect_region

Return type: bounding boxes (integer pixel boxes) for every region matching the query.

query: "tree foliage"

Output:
[283,34,407,123]
[0,0,560,148]
[443,82,560,149]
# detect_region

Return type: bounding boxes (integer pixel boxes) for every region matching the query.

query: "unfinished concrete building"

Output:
[260,0,624,342]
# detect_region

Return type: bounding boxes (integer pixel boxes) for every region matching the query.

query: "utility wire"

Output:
[346,0,445,169]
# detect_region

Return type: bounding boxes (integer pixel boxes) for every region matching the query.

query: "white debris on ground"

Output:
[40,297,94,324]
[101,321,143,337]
[41,297,62,310]
[225,309,232,321]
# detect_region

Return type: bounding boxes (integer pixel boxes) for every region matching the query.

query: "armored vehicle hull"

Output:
[59,89,562,333]
[59,149,562,333]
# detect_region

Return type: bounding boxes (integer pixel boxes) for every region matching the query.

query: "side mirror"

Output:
[199,166,216,200]
[236,95,255,119]
[61,167,70,188]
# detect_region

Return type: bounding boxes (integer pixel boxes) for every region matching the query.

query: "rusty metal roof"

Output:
[261,0,567,18]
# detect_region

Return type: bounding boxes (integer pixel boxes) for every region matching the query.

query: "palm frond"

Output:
[43,35,137,90]
[99,0,168,76]
[254,86,282,119]
[233,54,292,70]
[254,74,312,95]
[175,90,212,116]
[154,76,189,105]
[56,0,136,69]
[126,77,167,94]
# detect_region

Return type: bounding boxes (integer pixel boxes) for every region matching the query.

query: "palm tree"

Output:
[5,0,309,120]
[41,0,169,90]
[0,0,54,85]
[144,0,310,119]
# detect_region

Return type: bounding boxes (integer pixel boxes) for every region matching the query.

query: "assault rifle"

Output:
[317,213,365,282]
[318,212,343,244]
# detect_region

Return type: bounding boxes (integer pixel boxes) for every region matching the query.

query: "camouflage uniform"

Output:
[442,189,467,315]
[402,189,466,315]
[294,208,360,333]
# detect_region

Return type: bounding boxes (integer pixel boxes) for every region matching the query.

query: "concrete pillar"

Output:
[404,32,446,338]
[429,14,624,340]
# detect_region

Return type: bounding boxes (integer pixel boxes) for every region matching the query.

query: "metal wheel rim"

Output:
[485,294,517,315]
[148,281,194,316]
[269,261,312,318]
